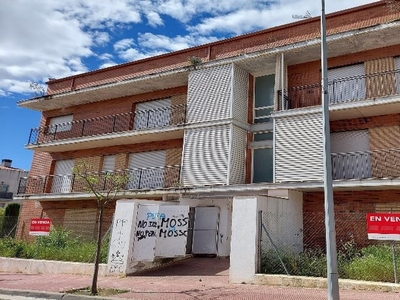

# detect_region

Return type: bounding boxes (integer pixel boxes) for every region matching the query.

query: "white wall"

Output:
[0,168,29,194]
[179,197,232,256]
[229,191,303,283]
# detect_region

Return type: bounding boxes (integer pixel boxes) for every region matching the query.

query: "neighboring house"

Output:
[0,159,29,207]
[14,1,400,282]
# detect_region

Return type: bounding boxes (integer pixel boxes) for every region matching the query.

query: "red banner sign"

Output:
[29,218,51,236]
[366,213,400,241]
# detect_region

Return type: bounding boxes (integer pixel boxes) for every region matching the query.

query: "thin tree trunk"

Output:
[91,205,104,295]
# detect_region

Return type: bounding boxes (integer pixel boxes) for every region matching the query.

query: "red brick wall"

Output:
[303,190,400,248]
[17,199,115,240]
[331,112,400,132]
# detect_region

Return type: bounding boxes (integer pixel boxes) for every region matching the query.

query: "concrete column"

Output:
[229,196,258,283]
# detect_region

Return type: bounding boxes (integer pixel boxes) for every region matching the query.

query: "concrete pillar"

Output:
[229,196,258,283]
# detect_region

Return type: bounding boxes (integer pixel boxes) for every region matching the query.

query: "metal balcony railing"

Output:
[331,148,400,180]
[27,104,186,146]
[278,69,400,110]
[0,192,13,199]
[17,165,181,195]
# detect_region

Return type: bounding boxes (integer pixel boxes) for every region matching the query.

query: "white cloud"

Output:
[146,11,164,27]
[0,0,378,96]
[114,39,136,51]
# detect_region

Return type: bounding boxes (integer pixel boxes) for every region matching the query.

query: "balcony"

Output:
[331,148,400,180]
[26,104,186,151]
[0,192,13,200]
[278,69,400,120]
[17,165,181,196]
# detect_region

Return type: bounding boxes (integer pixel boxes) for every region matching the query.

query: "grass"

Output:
[260,241,400,283]
[0,227,110,263]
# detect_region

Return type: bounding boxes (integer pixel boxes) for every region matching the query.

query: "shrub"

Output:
[344,244,400,282]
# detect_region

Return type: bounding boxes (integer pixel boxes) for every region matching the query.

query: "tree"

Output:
[73,162,129,295]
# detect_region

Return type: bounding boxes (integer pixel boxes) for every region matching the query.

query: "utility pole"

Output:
[320,0,340,299]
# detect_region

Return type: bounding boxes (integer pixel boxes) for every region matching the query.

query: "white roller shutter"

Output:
[127,150,166,189]
[331,130,371,179]
[102,155,116,172]
[187,65,232,123]
[328,64,365,104]
[232,65,249,124]
[274,112,324,182]
[48,115,73,133]
[229,125,247,185]
[52,159,74,193]
[395,57,400,94]
[134,99,171,130]
[181,124,230,186]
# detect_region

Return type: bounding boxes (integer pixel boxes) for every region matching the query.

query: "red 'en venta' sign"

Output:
[29,218,51,236]
[366,213,400,241]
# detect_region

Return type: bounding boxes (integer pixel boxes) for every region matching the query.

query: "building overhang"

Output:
[18,20,400,112]
[14,178,400,202]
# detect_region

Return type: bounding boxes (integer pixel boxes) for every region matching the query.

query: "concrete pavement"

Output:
[0,257,399,299]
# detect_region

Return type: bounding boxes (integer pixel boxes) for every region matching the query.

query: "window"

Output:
[48,115,73,134]
[127,150,167,189]
[134,99,171,130]
[51,159,74,193]
[254,74,275,123]
[102,155,116,172]
[253,148,273,183]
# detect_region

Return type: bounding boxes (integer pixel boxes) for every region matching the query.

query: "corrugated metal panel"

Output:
[181,124,230,186]
[328,64,365,103]
[102,155,116,171]
[229,125,247,185]
[187,64,232,123]
[274,112,324,182]
[232,64,248,123]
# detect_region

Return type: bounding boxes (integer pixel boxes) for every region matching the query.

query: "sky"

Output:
[0,0,378,171]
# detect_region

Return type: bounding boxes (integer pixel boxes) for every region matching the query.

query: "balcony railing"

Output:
[27,104,186,146]
[331,148,400,180]
[278,69,400,110]
[0,192,13,199]
[17,165,181,195]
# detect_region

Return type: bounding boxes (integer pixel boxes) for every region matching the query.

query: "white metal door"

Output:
[51,159,74,193]
[192,207,219,254]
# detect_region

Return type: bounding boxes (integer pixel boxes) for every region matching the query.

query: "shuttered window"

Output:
[48,115,73,133]
[51,159,74,193]
[127,150,166,189]
[134,99,171,130]
[102,155,116,172]
[328,64,365,103]
[331,130,371,179]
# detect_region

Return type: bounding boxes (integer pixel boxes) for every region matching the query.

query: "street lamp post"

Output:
[320,1,340,299]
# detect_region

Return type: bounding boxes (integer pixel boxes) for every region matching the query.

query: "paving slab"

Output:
[0,257,399,300]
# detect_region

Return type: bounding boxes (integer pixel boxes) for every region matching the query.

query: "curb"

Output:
[0,288,119,300]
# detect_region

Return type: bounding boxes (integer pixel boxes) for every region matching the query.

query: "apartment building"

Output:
[15,1,400,282]
[0,159,28,207]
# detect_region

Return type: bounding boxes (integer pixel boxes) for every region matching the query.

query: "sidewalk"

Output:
[0,257,399,300]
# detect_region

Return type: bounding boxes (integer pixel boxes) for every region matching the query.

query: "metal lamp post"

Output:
[320,1,340,299]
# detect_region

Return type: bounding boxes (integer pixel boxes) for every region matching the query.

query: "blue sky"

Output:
[0,0,377,170]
